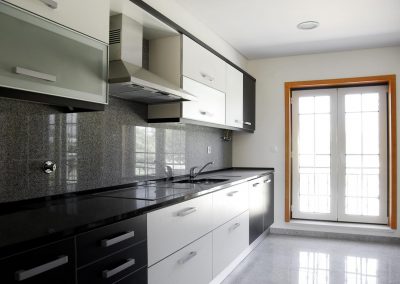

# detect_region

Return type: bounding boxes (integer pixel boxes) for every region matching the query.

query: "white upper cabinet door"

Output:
[182,35,226,92]
[4,0,110,43]
[181,76,226,125]
[225,64,243,128]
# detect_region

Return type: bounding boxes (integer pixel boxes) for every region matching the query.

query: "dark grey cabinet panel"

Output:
[0,238,76,284]
[77,241,147,284]
[76,214,147,267]
[243,74,256,131]
[249,180,264,244]
[249,173,274,244]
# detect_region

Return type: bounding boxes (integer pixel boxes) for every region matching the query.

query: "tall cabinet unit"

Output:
[243,74,256,131]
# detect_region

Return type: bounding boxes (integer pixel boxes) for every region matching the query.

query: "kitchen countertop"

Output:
[0,168,273,257]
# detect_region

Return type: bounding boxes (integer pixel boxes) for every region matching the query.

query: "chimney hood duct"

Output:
[108,14,196,104]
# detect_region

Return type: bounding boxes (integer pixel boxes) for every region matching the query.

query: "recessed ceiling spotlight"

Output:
[297,21,320,30]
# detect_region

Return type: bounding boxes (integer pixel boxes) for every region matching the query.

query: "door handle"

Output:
[102,258,135,279]
[15,67,56,82]
[227,191,239,196]
[15,255,68,281]
[229,222,241,231]
[178,251,197,264]
[200,72,214,82]
[39,0,58,9]
[177,207,197,217]
[253,182,260,187]
[101,231,135,248]
[264,179,272,184]
[244,121,252,126]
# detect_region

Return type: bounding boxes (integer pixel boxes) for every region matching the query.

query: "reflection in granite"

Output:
[0,96,232,202]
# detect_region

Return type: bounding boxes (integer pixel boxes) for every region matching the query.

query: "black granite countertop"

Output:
[0,168,273,257]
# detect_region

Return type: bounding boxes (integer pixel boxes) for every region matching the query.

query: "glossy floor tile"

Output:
[223,234,400,284]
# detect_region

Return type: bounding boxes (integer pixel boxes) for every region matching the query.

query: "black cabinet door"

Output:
[249,180,264,244]
[263,174,274,230]
[243,74,256,131]
[0,238,76,284]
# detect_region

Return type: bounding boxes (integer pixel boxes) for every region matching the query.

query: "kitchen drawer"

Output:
[0,2,108,106]
[213,211,249,277]
[77,214,146,267]
[4,0,109,43]
[147,194,213,266]
[114,266,147,284]
[78,241,147,284]
[212,182,249,228]
[181,76,226,125]
[0,238,75,283]
[148,233,212,284]
[182,35,226,92]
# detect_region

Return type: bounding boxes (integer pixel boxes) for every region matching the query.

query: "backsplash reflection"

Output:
[0,96,232,202]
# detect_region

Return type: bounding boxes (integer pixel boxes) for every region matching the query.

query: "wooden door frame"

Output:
[285,75,397,229]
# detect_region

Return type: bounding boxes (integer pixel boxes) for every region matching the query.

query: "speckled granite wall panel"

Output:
[0,97,232,202]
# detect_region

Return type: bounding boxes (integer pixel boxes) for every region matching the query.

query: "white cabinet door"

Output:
[182,76,226,125]
[213,211,249,277]
[147,194,213,266]
[4,0,109,43]
[182,35,226,92]
[225,64,243,128]
[149,233,213,284]
[212,182,249,229]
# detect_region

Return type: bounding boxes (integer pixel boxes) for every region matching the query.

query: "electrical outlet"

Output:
[207,146,212,154]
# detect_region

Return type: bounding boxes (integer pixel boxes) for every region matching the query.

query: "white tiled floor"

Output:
[222,234,400,284]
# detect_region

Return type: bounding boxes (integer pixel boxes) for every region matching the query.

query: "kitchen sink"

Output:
[173,178,229,184]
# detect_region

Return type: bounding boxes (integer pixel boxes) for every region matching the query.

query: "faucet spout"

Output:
[189,161,214,180]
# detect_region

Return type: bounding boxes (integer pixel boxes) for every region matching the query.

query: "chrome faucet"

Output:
[189,161,214,180]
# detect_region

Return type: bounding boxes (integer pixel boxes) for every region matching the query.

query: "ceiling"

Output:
[174,0,400,59]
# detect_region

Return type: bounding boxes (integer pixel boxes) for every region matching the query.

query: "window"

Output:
[291,85,388,224]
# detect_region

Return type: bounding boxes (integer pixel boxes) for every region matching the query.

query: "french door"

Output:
[292,85,388,224]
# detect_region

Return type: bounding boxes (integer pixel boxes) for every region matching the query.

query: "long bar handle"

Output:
[178,251,197,265]
[227,191,239,196]
[15,255,68,281]
[102,258,135,279]
[229,222,241,232]
[39,0,58,9]
[15,67,56,82]
[177,207,197,217]
[253,182,260,187]
[101,231,135,248]
[200,72,214,82]
[244,121,252,126]
[264,179,272,183]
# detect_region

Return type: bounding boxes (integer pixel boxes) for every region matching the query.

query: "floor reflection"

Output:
[345,256,377,284]
[299,251,329,284]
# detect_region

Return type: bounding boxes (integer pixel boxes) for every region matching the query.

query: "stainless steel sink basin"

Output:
[173,178,229,184]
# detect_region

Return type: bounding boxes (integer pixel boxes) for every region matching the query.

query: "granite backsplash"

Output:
[0,96,232,203]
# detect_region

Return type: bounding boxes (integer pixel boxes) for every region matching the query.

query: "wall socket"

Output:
[207,146,212,154]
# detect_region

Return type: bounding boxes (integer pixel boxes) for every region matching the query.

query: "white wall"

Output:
[143,0,248,70]
[233,46,400,237]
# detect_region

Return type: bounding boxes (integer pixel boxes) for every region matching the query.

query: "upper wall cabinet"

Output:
[182,36,226,93]
[243,74,256,131]
[0,2,108,108]
[225,64,243,128]
[3,0,110,43]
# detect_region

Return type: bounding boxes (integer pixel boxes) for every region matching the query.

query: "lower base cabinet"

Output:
[213,211,249,277]
[148,233,213,284]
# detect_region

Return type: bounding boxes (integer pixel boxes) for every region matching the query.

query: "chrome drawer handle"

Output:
[178,251,197,265]
[200,72,214,82]
[244,122,252,126]
[253,182,260,187]
[15,255,68,281]
[15,67,56,82]
[101,231,135,248]
[102,258,135,279]
[264,179,272,183]
[229,222,241,232]
[227,191,239,196]
[177,207,197,217]
[39,0,58,9]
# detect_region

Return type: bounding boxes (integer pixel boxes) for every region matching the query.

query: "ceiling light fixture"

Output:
[297,21,320,30]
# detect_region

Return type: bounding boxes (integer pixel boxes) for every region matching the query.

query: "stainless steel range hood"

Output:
[108,14,196,104]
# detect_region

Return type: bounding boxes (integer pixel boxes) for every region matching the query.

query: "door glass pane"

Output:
[344,92,382,217]
[297,96,331,214]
